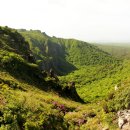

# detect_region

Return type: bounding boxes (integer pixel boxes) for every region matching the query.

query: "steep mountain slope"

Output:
[0,26,82,101]
[60,60,130,102]
[0,27,89,129]
[19,30,76,75]
[1,69,122,130]
[0,71,86,130]
[0,27,43,83]
[19,30,119,75]
[1,26,130,130]
[0,27,35,62]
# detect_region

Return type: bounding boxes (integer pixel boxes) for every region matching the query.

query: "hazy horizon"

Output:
[0,0,130,43]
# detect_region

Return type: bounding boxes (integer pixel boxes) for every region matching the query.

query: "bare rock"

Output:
[118,110,130,130]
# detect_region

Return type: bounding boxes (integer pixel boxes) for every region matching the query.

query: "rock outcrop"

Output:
[118,110,130,130]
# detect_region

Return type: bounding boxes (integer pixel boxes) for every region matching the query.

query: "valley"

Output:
[0,26,130,130]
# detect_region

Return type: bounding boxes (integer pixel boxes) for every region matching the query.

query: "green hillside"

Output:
[0,27,44,84]
[19,30,119,75]
[0,26,82,101]
[94,43,130,59]
[60,60,130,102]
[1,26,130,130]
[0,26,87,130]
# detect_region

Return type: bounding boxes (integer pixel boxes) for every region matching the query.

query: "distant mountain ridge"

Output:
[19,29,119,75]
[94,43,130,59]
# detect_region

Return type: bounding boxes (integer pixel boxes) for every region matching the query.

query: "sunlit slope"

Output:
[60,60,130,103]
[0,26,119,130]
[1,26,130,130]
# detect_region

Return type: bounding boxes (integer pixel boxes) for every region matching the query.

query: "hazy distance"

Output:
[0,0,130,44]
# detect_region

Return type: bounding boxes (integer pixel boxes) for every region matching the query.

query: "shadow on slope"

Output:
[19,30,77,75]
[0,26,83,103]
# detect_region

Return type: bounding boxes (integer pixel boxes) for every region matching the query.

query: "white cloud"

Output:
[0,0,130,43]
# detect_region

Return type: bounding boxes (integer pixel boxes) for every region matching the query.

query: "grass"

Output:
[60,60,130,103]
[0,68,122,130]
[1,26,130,129]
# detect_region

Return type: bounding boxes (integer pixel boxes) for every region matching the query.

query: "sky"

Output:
[0,0,130,43]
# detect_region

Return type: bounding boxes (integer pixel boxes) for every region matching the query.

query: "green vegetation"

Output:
[107,77,130,112]
[0,26,130,130]
[19,30,119,75]
[94,43,130,59]
[60,60,130,102]
[0,27,43,84]
[0,71,120,130]
[0,26,31,58]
